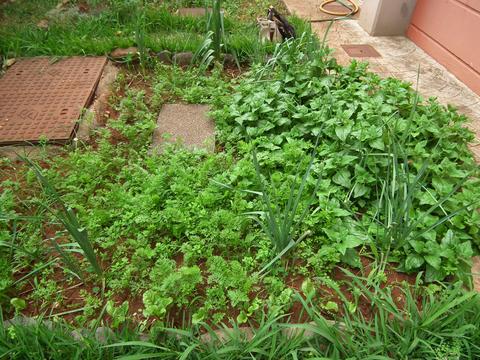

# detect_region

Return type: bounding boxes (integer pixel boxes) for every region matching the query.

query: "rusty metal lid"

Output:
[0,56,106,145]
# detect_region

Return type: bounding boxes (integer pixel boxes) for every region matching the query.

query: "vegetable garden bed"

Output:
[1,0,480,358]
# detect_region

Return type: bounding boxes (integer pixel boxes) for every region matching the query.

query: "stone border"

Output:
[109,47,237,68]
[76,60,119,140]
[2,316,334,345]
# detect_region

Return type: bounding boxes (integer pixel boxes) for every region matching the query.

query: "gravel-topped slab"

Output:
[177,7,211,17]
[152,104,215,153]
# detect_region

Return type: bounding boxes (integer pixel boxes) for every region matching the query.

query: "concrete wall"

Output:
[359,0,417,36]
[406,0,480,95]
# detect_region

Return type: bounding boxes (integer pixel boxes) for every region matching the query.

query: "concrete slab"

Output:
[177,7,212,17]
[152,104,215,152]
[0,144,63,161]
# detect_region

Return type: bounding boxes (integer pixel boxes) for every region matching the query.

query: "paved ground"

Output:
[283,0,480,161]
[152,104,215,153]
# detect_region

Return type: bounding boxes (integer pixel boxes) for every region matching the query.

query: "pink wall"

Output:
[407,0,480,95]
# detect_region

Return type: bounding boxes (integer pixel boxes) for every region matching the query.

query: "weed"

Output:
[22,156,103,281]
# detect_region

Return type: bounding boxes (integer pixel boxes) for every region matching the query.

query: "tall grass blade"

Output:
[20,156,103,279]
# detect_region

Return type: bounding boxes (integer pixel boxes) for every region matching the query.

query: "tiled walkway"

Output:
[283,0,480,161]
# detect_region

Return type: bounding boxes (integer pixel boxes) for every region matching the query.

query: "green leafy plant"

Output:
[213,38,480,282]
[106,300,129,329]
[247,142,322,273]
[143,265,202,318]
[295,274,480,358]
[369,118,479,282]
[9,298,26,314]
[2,276,480,359]
[21,156,103,280]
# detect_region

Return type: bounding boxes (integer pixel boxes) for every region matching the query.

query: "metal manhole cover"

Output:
[0,56,106,145]
[341,44,381,58]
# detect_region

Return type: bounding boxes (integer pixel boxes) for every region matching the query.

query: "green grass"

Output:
[2,281,479,359]
[0,0,287,61]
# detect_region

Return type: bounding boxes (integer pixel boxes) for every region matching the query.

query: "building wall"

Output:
[406,0,480,95]
[359,0,417,36]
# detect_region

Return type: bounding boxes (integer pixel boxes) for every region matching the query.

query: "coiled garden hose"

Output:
[319,0,359,17]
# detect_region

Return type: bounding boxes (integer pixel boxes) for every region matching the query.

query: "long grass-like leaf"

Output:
[20,155,103,279]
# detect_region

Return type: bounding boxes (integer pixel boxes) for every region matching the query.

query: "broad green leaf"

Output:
[425,264,446,282]
[338,235,363,255]
[284,73,295,83]
[339,155,358,165]
[439,247,454,259]
[237,311,248,324]
[409,240,424,253]
[333,169,351,188]
[457,241,473,259]
[341,248,361,268]
[369,137,385,150]
[323,301,339,312]
[301,278,316,299]
[335,124,352,141]
[419,191,438,206]
[441,230,455,246]
[332,208,351,217]
[424,255,441,270]
[10,298,26,312]
[421,230,436,242]
[405,254,424,270]
[432,177,454,195]
[353,183,368,198]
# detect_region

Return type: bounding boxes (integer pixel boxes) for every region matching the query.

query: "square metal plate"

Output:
[341,44,382,58]
[0,56,106,145]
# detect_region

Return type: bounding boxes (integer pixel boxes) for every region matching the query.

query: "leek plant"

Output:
[193,0,235,68]
[21,156,103,281]
[213,135,323,274]
[247,139,322,275]
[207,0,224,60]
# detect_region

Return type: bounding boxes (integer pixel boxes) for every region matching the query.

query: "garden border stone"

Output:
[3,316,332,345]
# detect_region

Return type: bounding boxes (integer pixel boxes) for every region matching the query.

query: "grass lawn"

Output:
[1,0,480,359]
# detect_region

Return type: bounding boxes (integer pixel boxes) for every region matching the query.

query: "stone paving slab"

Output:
[152,104,215,152]
[177,7,214,17]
